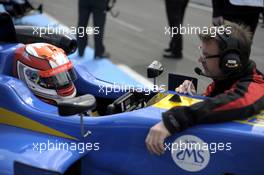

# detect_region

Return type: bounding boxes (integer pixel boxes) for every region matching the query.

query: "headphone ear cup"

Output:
[220,52,242,74]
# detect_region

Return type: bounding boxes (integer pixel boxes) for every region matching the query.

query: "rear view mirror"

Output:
[147,60,164,78]
[57,94,96,138]
[57,94,96,116]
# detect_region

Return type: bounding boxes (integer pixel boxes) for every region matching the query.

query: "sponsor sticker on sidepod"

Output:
[171,135,210,172]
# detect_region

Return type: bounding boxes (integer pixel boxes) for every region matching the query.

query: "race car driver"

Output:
[13,43,77,105]
[145,21,264,155]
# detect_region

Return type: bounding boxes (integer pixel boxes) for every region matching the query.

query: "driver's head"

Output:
[13,43,77,104]
[198,21,252,79]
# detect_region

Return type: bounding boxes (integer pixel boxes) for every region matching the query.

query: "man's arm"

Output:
[163,80,264,134]
[146,71,264,155]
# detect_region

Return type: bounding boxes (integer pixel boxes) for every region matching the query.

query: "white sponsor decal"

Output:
[171,135,210,172]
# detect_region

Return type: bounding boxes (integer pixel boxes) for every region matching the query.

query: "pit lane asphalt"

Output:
[34,0,264,93]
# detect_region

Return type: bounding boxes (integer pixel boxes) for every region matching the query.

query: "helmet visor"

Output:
[35,61,76,89]
[25,61,77,89]
[39,68,77,89]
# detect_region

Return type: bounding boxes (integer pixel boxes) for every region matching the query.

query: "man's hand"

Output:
[145,121,171,155]
[212,16,224,26]
[175,80,196,95]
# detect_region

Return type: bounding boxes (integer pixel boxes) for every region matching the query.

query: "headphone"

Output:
[216,31,246,75]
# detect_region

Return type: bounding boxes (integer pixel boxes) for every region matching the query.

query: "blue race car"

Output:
[1,12,264,175]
